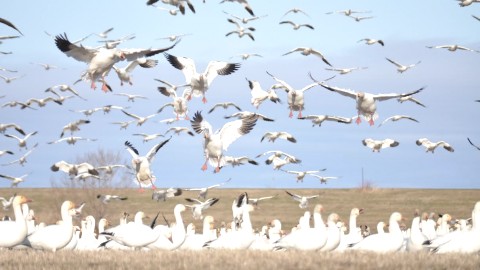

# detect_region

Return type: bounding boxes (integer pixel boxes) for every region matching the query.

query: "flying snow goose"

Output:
[0,123,25,135]
[96,164,130,174]
[114,92,148,102]
[93,27,114,39]
[362,138,399,152]
[133,133,164,143]
[2,100,36,110]
[298,114,353,127]
[157,33,192,42]
[311,77,425,125]
[155,78,191,94]
[221,155,258,169]
[248,195,277,207]
[348,15,374,22]
[223,11,267,24]
[50,161,99,177]
[256,150,301,170]
[97,33,136,49]
[25,97,62,108]
[458,0,480,7]
[230,53,263,61]
[164,53,241,103]
[97,194,128,204]
[184,178,231,200]
[261,131,296,143]
[48,136,97,145]
[349,212,404,253]
[4,131,38,149]
[208,102,242,114]
[45,84,86,100]
[164,127,195,137]
[190,111,257,172]
[246,78,281,109]
[311,175,339,184]
[385,57,421,73]
[282,8,310,17]
[111,120,134,130]
[125,138,171,190]
[224,111,275,122]
[468,138,480,151]
[157,87,191,120]
[112,58,158,86]
[0,195,32,248]
[1,143,38,166]
[74,172,101,181]
[152,188,182,202]
[0,75,24,84]
[220,0,255,16]
[279,20,314,30]
[60,119,90,137]
[185,197,220,220]
[281,169,326,182]
[325,66,367,75]
[151,4,181,16]
[282,47,332,66]
[285,190,319,209]
[416,138,454,153]
[397,95,426,107]
[54,33,177,92]
[426,44,479,53]
[358,38,384,46]
[121,110,158,126]
[267,71,324,118]
[326,9,371,16]
[378,115,419,127]
[225,18,256,41]
[0,194,16,210]
[26,200,79,252]
[31,62,59,71]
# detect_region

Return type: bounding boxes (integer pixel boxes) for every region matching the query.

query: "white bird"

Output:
[96,164,130,174]
[54,33,177,92]
[298,114,354,127]
[220,0,255,16]
[426,44,479,53]
[133,133,165,143]
[60,119,90,137]
[164,127,195,137]
[152,188,182,202]
[0,194,16,210]
[2,100,36,110]
[282,47,332,66]
[97,33,136,49]
[4,131,38,149]
[208,102,242,114]
[325,67,367,75]
[121,110,158,126]
[74,172,101,181]
[246,78,281,109]
[397,95,426,107]
[25,97,62,108]
[185,197,220,220]
[279,20,314,30]
[385,57,421,73]
[157,87,191,120]
[97,194,128,204]
[50,161,99,177]
[0,123,25,135]
[45,84,86,100]
[125,138,171,190]
[223,11,267,24]
[326,9,371,16]
[378,115,419,127]
[457,0,480,7]
[114,92,149,102]
[157,33,192,42]
[164,53,241,103]
[221,155,258,169]
[285,191,319,209]
[93,27,114,38]
[224,111,275,122]
[248,195,277,207]
[362,138,400,152]
[112,58,158,86]
[313,79,424,126]
[256,150,301,170]
[0,173,28,187]
[226,18,256,41]
[416,138,454,153]
[147,204,187,251]
[311,175,339,184]
[111,120,134,130]
[0,195,32,248]
[349,15,375,22]
[184,178,232,200]
[358,38,384,46]
[190,111,257,172]
[0,74,24,83]
[336,208,364,251]
[2,143,38,166]
[48,136,97,145]
[281,169,326,183]
[31,62,59,71]
[261,131,296,143]
[282,7,310,17]
[151,4,181,16]
[468,138,480,151]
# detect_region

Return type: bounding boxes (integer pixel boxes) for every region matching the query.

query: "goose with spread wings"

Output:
[385,58,421,73]
[298,114,354,127]
[54,33,178,92]
[51,161,99,177]
[183,178,231,199]
[190,111,257,173]
[416,138,454,153]
[185,197,220,220]
[125,138,171,190]
[282,47,332,67]
[246,78,281,109]
[362,138,399,152]
[164,53,240,103]
[281,169,326,183]
[377,115,419,127]
[157,86,191,120]
[121,110,158,126]
[112,58,158,86]
[285,191,319,209]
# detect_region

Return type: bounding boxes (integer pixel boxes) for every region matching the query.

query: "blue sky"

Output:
[0,0,479,189]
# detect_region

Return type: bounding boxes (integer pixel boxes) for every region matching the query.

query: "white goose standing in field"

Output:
[319,213,342,252]
[416,138,454,153]
[426,44,479,53]
[190,111,257,172]
[362,138,400,152]
[4,131,38,149]
[0,195,32,248]
[246,78,281,109]
[164,53,241,103]
[298,114,353,127]
[385,57,421,73]
[180,216,216,250]
[336,208,364,252]
[282,47,332,66]
[125,138,171,191]
[378,115,419,127]
[26,200,79,252]
[112,58,158,86]
[148,204,187,250]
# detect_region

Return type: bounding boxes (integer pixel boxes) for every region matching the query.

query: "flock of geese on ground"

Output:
[0,193,479,253]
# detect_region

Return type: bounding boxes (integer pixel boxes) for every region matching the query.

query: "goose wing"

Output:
[146,137,171,161]
[54,33,97,63]
[218,115,257,151]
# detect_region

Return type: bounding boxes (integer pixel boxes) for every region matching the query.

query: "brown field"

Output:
[1,188,479,269]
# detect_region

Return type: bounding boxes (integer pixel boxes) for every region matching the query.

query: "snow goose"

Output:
[148,204,187,250]
[54,33,177,92]
[95,164,129,174]
[220,0,255,16]
[248,195,277,207]
[31,62,58,71]
[397,95,426,107]
[312,78,425,125]
[208,102,242,114]
[282,8,310,18]
[164,127,195,137]
[0,173,29,187]
[114,93,149,102]
[111,120,134,130]
[48,136,96,145]
[348,15,374,22]
[362,138,400,152]
[325,66,367,75]
[97,33,136,49]
[97,194,128,204]
[112,58,157,86]
[2,100,36,110]
[157,33,192,42]
[256,150,301,170]
[416,138,454,153]
[93,27,114,39]
[26,200,79,252]
[1,143,38,166]
[311,175,340,184]
[125,138,171,190]
[426,44,479,53]
[59,119,90,137]
[467,137,480,151]
[4,131,38,149]
[180,216,216,250]
[281,169,326,183]
[378,115,419,127]
[152,188,182,202]
[223,11,267,24]
[0,195,32,248]
[24,97,62,108]
[0,123,26,135]
[50,161,99,177]
[190,111,257,172]
[164,53,241,103]
[267,71,323,118]
[184,178,231,200]
[225,18,256,41]
[336,208,364,252]
[285,191,319,209]
[45,84,86,100]
[0,194,16,210]
[320,213,342,251]
[282,47,332,66]
[121,109,158,126]
[407,212,428,252]
[157,87,191,120]
[385,57,421,73]
[326,9,371,16]
[224,111,275,122]
[349,212,404,253]
[261,131,296,143]
[185,197,220,220]
[279,20,314,30]
[246,78,281,109]
[298,114,353,127]
[0,75,24,84]
[221,155,258,170]
[230,53,263,61]
[358,38,384,46]
[151,5,181,16]
[458,0,480,6]
[133,133,164,143]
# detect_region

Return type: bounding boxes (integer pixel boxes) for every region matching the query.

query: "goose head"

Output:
[13,195,32,206]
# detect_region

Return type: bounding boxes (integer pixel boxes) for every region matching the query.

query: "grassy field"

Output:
[1,188,479,269]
